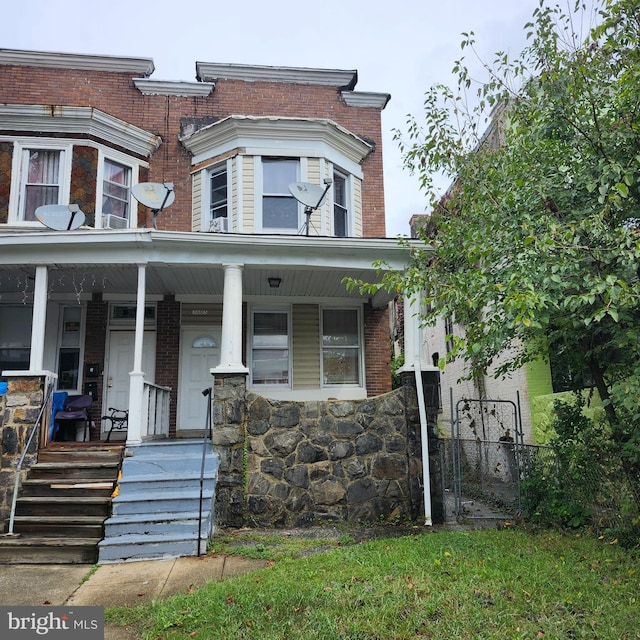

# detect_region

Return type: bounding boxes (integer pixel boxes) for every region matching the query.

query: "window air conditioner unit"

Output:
[209,217,228,233]
[102,214,129,229]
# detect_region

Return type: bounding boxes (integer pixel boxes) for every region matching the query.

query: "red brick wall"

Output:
[84,294,108,439]
[156,296,180,435]
[0,66,386,236]
[364,304,391,396]
[0,142,12,223]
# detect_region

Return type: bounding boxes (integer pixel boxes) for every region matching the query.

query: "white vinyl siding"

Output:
[353,177,363,237]
[191,171,202,231]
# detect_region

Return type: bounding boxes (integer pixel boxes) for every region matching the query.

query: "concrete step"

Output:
[111,489,214,516]
[117,473,215,493]
[98,533,205,563]
[103,511,209,537]
[124,440,211,458]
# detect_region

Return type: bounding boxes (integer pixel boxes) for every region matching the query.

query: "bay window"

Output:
[20,148,63,221]
[262,159,299,231]
[333,171,348,237]
[101,159,131,227]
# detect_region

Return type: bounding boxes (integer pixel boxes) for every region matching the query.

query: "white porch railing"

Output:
[141,381,171,440]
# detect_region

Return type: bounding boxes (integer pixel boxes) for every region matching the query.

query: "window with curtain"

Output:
[333,171,348,237]
[22,149,62,221]
[262,159,298,230]
[102,159,131,224]
[251,310,290,385]
[322,308,360,385]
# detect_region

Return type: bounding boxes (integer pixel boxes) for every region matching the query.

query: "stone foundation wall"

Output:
[211,372,443,528]
[0,376,49,526]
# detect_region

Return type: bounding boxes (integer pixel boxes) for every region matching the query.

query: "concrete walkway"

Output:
[0,555,268,639]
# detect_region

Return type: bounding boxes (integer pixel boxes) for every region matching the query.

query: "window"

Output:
[0,306,32,371]
[57,306,83,390]
[262,159,298,230]
[444,316,454,354]
[102,159,131,227]
[322,308,360,385]
[251,310,290,386]
[20,149,63,221]
[333,171,348,237]
[210,165,228,222]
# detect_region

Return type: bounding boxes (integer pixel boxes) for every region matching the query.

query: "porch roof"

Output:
[0,229,422,307]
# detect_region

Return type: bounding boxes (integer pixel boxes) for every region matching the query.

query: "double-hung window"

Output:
[322,308,361,385]
[102,159,131,228]
[209,164,228,230]
[262,158,298,231]
[333,171,349,237]
[251,310,290,386]
[20,148,63,222]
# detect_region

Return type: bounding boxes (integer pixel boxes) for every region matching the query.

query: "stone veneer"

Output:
[211,371,443,528]
[0,375,50,525]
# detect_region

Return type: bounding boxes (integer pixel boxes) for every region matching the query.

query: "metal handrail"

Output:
[7,382,55,535]
[197,385,214,556]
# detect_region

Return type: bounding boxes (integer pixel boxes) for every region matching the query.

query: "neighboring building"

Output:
[0,50,444,555]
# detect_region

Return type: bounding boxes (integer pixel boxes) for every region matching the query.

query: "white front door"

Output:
[177,327,221,431]
[103,330,156,435]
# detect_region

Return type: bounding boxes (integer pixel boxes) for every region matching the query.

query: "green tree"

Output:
[352,0,640,484]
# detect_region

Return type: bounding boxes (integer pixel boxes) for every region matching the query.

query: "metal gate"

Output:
[447,390,524,519]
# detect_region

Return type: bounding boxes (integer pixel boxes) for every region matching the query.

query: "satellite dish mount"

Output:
[288,180,332,236]
[131,182,175,229]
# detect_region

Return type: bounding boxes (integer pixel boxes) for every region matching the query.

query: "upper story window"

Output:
[101,159,131,228]
[262,159,299,231]
[20,148,64,222]
[208,164,228,231]
[333,171,348,237]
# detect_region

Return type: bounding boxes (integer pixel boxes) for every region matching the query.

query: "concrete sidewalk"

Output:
[0,555,269,639]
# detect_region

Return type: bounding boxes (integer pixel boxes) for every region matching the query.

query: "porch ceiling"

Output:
[0,229,420,304]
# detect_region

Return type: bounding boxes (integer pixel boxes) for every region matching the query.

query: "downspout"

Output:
[403,292,432,526]
[415,354,432,526]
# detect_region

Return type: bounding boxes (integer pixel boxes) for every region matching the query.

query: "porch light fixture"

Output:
[268,277,282,288]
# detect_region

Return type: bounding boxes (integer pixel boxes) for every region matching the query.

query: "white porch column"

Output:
[402,292,420,368]
[212,263,249,375]
[127,264,147,444]
[29,266,48,371]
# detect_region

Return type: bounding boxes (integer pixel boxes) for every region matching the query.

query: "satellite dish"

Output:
[131,182,175,229]
[288,182,328,209]
[289,181,332,236]
[35,204,85,231]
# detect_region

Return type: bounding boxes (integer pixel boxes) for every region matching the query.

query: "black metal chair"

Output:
[102,407,129,442]
[54,394,93,441]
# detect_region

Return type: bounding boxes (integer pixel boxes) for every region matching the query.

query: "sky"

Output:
[2,0,543,237]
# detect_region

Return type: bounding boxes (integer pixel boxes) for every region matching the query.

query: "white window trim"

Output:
[254,157,304,234]
[5,137,147,227]
[56,304,87,393]
[8,140,73,225]
[249,305,292,389]
[95,149,141,229]
[199,158,231,232]
[320,305,364,388]
[331,167,353,238]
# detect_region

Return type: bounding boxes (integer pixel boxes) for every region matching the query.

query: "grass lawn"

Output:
[106,527,639,639]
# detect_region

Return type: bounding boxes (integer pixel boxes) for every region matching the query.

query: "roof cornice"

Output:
[341,91,390,109]
[196,61,357,89]
[0,48,154,76]
[134,79,215,97]
[179,115,373,165]
[0,104,161,157]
